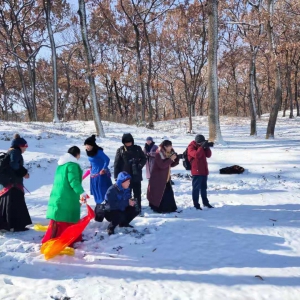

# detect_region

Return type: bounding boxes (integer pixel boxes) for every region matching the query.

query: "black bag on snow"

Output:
[182,148,192,171]
[94,202,110,222]
[219,165,245,175]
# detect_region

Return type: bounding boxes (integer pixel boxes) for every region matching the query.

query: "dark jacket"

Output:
[147,148,179,208]
[105,172,131,211]
[187,141,212,176]
[114,134,147,182]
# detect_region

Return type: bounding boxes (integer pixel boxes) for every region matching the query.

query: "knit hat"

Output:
[195,134,205,144]
[11,133,28,148]
[84,134,97,147]
[122,133,134,144]
[146,137,153,142]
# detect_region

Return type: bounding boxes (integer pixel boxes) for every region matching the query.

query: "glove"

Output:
[201,141,208,149]
[80,192,89,203]
[99,169,106,175]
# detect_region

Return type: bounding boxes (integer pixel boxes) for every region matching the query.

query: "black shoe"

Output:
[204,203,214,208]
[13,227,30,232]
[119,224,134,228]
[194,204,202,210]
[107,227,115,235]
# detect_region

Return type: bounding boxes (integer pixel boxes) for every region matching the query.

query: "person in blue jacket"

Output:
[84,135,112,220]
[104,171,138,235]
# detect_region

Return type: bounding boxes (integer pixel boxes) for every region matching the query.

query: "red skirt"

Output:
[42,220,82,244]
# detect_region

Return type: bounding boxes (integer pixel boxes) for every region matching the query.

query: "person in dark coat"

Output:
[0,133,32,231]
[143,137,158,180]
[187,134,213,210]
[104,172,139,235]
[147,140,179,213]
[114,133,146,214]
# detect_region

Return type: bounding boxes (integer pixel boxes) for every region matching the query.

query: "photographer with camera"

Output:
[187,134,214,210]
[104,172,139,235]
[114,133,146,215]
[147,140,179,213]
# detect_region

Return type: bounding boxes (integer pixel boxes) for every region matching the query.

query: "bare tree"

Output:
[265,0,282,139]
[43,0,59,122]
[207,0,222,142]
[78,0,105,137]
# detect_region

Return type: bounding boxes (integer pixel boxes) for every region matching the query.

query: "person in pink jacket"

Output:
[143,137,158,180]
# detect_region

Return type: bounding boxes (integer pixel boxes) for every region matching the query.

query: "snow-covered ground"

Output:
[0,115,300,300]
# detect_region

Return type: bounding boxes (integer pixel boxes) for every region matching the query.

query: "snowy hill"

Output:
[0,116,300,300]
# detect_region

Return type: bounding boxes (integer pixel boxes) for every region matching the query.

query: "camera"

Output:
[171,152,183,159]
[198,140,214,148]
[129,158,139,176]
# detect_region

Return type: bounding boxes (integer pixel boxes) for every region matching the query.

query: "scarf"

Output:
[86,145,103,157]
[163,149,173,183]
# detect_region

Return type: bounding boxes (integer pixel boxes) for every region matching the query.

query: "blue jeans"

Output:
[192,175,209,207]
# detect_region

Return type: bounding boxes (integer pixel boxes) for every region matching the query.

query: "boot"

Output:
[107,223,115,235]
[194,204,202,210]
[119,223,134,228]
[204,203,214,208]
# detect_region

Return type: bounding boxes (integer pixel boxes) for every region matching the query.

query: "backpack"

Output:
[219,165,245,175]
[182,148,192,171]
[0,152,10,173]
[0,152,13,186]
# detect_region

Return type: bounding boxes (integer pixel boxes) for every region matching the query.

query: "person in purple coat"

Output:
[143,137,158,180]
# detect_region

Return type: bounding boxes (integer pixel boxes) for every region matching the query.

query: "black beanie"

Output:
[84,134,97,146]
[122,133,134,144]
[195,134,205,144]
[11,133,28,148]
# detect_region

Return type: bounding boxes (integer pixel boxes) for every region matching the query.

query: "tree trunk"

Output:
[0,74,8,121]
[170,83,177,118]
[253,63,261,118]
[28,59,38,121]
[188,103,193,133]
[294,61,300,117]
[14,57,34,120]
[113,79,123,117]
[144,28,154,128]
[266,0,282,139]
[207,0,222,142]
[44,0,59,123]
[243,85,247,117]
[133,24,146,124]
[287,64,294,119]
[78,0,105,137]
[249,49,257,135]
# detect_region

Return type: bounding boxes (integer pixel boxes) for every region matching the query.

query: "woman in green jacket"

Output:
[42,146,88,244]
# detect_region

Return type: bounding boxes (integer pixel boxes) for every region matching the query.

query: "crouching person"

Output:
[104,171,138,235]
